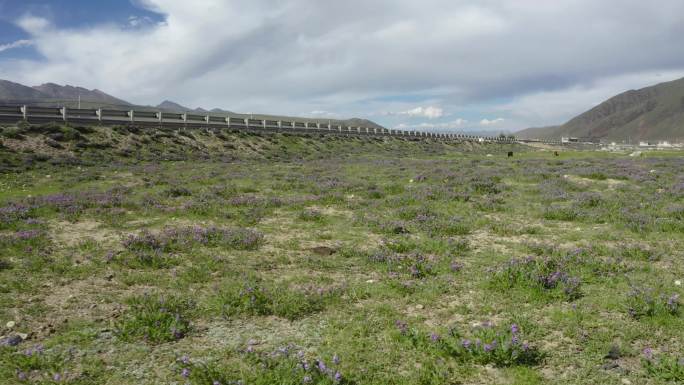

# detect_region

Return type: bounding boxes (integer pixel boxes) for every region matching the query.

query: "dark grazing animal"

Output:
[507,151,513,157]
[554,151,559,156]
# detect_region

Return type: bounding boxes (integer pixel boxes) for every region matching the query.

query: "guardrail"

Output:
[0,104,522,143]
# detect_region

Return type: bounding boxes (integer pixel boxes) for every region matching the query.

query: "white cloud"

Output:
[127,15,155,28]
[395,118,468,131]
[397,106,444,119]
[0,39,33,53]
[308,110,338,117]
[16,15,50,34]
[480,118,505,126]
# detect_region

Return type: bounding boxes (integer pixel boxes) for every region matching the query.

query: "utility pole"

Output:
[78,94,81,109]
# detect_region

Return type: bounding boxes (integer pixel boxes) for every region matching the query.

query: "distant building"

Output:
[561,136,599,144]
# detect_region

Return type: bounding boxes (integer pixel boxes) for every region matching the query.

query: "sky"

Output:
[1,0,684,133]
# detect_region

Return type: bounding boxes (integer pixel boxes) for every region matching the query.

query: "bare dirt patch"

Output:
[50,219,120,247]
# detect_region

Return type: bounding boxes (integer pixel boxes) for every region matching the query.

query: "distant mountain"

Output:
[156,100,193,111]
[210,108,235,114]
[345,118,385,130]
[517,77,684,141]
[516,125,563,140]
[32,83,131,106]
[0,79,54,101]
[0,79,386,129]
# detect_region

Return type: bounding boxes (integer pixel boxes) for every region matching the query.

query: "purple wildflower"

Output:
[302,376,312,384]
[334,371,342,383]
[317,359,327,373]
[430,332,441,342]
[395,320,408,335]
[333,354,340,365]
[643,347,654,360]
[461,339,472,349]
[53,373,62,382]
[484,343,494,352]
[511,324,519,334]
[450,261,464,272]
[181,368,190,378]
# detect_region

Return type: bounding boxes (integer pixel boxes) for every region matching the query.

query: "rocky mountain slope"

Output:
[517,76,684,141]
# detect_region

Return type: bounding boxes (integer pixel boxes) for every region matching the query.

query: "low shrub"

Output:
[177,346,347,385]
[116,294,194,344]
[211,277,340,320]
[120,226,263,268]
[626,286,680,319]
[488,255,582,301]
[642,349,684,382]
[396,321,543,367]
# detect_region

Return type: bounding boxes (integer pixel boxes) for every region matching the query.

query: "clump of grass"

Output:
[642,349,684,382]
[396,321,543,367]
[1,343,106,383]
[0,203,30,229]
[1,345,60,383]
[626,286,680,319]
[470,175,503,195]
[163,186,192,197]
[474,195,506,212]
[177,346,347,385]
[488,255,582,301]
[298,208,325,222]
[426,216,472,236]
[116,294,194,344]
[542,204,578,221]
[120,226,263,268]
[211,277,339,320]
[368,249,437,279]
[618,244,659,261]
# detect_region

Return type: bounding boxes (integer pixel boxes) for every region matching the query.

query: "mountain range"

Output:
[4,77,684,140]
[516,76,684,142]
[0,79,380,127]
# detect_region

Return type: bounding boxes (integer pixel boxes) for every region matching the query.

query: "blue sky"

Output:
[0,0,163,60]
[1,0,684,132]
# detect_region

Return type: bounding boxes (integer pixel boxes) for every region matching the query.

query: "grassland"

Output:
[0,123,682,384]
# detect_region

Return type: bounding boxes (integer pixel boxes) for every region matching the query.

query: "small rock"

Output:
[6,321,15,329]
[415,304,424,310]
[605,345,621,360]
[365,279,376,284]
[621,379,632,385]
[18,333,28,340]
[0,335,23,347]
[105,273,115,281]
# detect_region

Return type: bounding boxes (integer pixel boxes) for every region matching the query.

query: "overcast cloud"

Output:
[1,0,684,132]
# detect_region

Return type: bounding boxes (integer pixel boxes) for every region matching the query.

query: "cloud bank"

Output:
[1,0,684,131]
